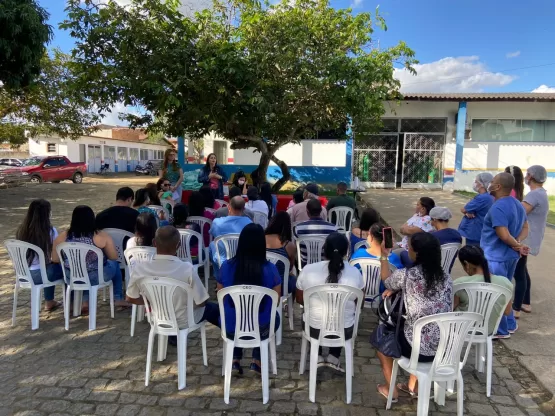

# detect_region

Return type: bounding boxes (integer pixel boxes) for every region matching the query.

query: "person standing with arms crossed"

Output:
[481,172,528,339]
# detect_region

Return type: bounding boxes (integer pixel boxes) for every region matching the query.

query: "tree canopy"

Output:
[63,0,416,189]
[0,0,53,90]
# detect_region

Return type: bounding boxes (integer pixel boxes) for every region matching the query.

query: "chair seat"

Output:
[397,356,458,380]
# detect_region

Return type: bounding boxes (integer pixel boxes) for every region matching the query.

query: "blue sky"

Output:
[40,0,555,121]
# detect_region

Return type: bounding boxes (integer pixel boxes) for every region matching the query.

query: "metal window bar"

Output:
[401,133,445,188]
[352,134,398,187]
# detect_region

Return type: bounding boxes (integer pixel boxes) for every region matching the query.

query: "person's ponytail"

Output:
[482,257,492,283]
[323,232,349,284]
[458,245,491,283]
[327,250,345,284]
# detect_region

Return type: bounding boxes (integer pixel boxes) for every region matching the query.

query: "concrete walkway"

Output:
[361,189,555,412]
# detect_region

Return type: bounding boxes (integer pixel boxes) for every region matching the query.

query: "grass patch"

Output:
[454,190,477,199]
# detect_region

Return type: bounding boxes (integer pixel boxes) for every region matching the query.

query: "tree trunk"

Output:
[251,150,272,188]
[270,154,290,193]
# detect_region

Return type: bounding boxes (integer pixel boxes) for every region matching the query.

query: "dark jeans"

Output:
[513,256,531,311]
[227,315,281,361]
[169,302,220,345]
[303,319,354,358]
[30,263,63,301]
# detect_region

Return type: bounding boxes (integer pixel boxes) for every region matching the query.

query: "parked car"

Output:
[2,156,87,184]
[0,158,23,167]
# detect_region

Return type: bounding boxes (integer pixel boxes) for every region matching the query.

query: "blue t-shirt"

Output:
[431,228,463,245]
[458,193,495,241]
[481,196,527,262]
[349,233,366,256]
[209,216,252,263]
[350,247,404,270]
[217,260,281,332]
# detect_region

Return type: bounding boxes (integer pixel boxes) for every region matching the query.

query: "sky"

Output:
[40,0,555,124]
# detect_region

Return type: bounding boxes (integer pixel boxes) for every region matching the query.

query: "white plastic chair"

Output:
[188,215,214,271]
[328,207,355,232]
[177,229,210,289]
[266,251,293,343]
[299,284,364,404]
[217,285,279,404]
[295,235,327,271]
[353,240,369,252]
[386,312,482,416]
[349,258,397,308]
[216,199,229,208]
[213,234,240,267]
[440,243,461,275]
[139,277,207,390]
[103,228,134,288]
[291,221,302,245]
[57,242,115,331]
[147,204,170,221]
[4,239,66,330]
[205,207,217,215]
[253,211,269,228]
[453,282,512,397]
[124,246,156,337]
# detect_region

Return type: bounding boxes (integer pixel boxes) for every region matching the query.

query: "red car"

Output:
[16,156,87,184]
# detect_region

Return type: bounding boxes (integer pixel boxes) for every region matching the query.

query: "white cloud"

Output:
[100,102,143,126]
[351,0,363,7]
[532,84,555,93]
[506,51,521,58]
[110,0,212,16]
[394,56,516,93]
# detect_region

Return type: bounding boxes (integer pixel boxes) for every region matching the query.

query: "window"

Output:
[140,149,149,160]
[47,143,56,153]
[45,158,61,167]
[472,119,555,142]
[401,118,446,133]
[213,140,227,164]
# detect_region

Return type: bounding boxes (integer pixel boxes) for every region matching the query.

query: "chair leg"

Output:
[222,342,226,377]
[434,381,446,406]
[457,373,464,416]
[223,341,235,404]
[260,341,270,404]
[417,378,431,416]
[73,291,82,317]
[276,305,283,346]
[130,305,137,337]
[103,286,106,302]
[12,284,19,327]
[157,335,168,361]
[270,338,277,375]
[477,342,485,373]
[309,339,319,403]
[288,297,294,331]
[200,324,208,366]
[177,330,188,390]
[137,305,145,322]
[386,360,399,410]
[109,285,115,319]
[145,330,155,386]
[345,339,353,404]
[486,338,493,397]
[89,287,98,331]
[64,286,71,331]
[30,286,41,330]
[299,337,308,375]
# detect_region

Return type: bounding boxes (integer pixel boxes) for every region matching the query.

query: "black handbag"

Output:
[369,292,404,358]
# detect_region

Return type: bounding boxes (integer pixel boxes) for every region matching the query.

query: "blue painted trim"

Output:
[114,165,119,173]
[177,136,185,167]
[455,102,467,172]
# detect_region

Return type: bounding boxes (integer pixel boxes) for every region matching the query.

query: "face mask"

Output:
[487,184,497,195]
[472,182,481,193]
[238,179,245,185]
[524,177,530,186]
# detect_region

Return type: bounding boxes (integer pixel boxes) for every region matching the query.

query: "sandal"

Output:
[45,301,62,312]
[377,384,398,403]
[397,382,417,397]
[521,305,532,313]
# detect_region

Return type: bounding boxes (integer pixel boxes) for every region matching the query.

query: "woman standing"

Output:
[16,199,64,311]
[458,173,495,246]
[505,165,525,201]
[198,153,228,200]
[160,149,184,203]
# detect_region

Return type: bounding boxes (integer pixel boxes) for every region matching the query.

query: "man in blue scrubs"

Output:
[481,172,528,338]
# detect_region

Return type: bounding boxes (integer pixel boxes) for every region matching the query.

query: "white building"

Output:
[29,125,172,173]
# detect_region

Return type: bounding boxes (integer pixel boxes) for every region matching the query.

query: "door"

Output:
[41,157,63,181]
[79,144,86,163]
[87,145,101,173]
[104,146,116,171]
[352,134,398,188]
[129,148,139,170]
[117,147,128,172]
[401,133,445,189]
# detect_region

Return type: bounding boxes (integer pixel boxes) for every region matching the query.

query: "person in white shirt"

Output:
[246,186,269,215]
[125,212,158,250]
[296,232,364,372]
[126,226,220,344]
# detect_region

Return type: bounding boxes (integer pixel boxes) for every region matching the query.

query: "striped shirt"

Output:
[294,218,337,267]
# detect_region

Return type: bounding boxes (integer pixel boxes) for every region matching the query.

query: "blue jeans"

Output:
[65,260,124,302]
[285,275,297,297]
[30,264,63,302]
[488,258,518,335]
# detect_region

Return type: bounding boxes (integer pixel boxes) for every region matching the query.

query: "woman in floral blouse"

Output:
[376,232,453,402]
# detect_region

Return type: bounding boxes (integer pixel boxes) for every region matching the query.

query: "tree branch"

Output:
[270,154,291,193]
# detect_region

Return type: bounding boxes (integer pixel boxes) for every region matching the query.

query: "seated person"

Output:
[395,197,435,252]
[215,186,254,220]
[296,233,364,372]
[326,181,356,226]
[287,187,305,210]
[216,224,281,375]
[350,208,380,254]
[133,188,169,226]
[126,212,158,250]
[126,226,219,344]
[246,186,270,217]
[351,223,404,269]
[188,191,216,248]
[156,178,176,214]
[265,212,297,297]
[454,246,513,335]
[287,183,328,223]
[95,187,139,233]
[199,184,222,210]
[172,204,202,259]
[231,169,249,196]
[260,182,276,220]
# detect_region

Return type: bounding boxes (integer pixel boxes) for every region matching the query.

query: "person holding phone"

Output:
[351,224,403,270]
[197,153,228,200]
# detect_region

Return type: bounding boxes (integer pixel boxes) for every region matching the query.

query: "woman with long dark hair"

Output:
[126,212,158,250]
[505,165,525,201]
[216,224,281,375]
[295,232,364,372]
[350,207,381,254]
[265,212,297,296]
[376,232,452,401]
[199,185,220,209]
[188,191,215,248]
[173,203,201,258]
[260,182,276,220]
[133,188,169,225]
[52,205,127,313]
[232,170,249,195]
[159,149,184,203]
[16,199,64,310]
[145,183,162,206]
[454,246,513,333]
[197,152,228,200]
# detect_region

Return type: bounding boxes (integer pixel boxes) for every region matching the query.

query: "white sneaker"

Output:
[317,355,325,367]
[325,355,345,373]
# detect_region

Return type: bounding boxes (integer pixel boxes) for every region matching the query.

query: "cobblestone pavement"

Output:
[0,178,552,415]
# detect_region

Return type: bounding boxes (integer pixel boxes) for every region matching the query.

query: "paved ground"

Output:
[0,177,552,415]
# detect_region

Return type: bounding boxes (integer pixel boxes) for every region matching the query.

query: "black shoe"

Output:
[168,336,177,346]
[232,361,243,376]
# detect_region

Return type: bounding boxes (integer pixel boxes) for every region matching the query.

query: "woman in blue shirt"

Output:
[217,223,281,376]
[197,153,228,200]
[349,208,380,255]
[458,173,495,246]
[351,223,404,270]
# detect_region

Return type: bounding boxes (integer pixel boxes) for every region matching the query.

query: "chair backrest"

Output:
[213,234,240,266]
[217,285,279,348]
[453,282,512,337]
[440,243,461,275]
[56,242,103,288]
[177,229,205,264]
[147,205,170,220]
[216,199,229,208]
[302,284,364,345]
[266,251,290,299]
[205,207,217,215]
[291,221,302,244]
[296,235,327,271]
[328,207,355,232]
[124,246,156,270]
[139,276,196,334]
[252,211,268,228]
[349,258,396,305]
[4,239,46,286]
[353,240,369,252]
[103,228,134,264]
[408,312,481,377]
[187,216,213,245]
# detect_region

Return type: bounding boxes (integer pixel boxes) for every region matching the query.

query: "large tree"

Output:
[63,0,416,190]
[0,0,53,90]
[0,50,101,146]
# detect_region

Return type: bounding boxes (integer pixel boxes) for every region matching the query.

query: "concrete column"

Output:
[455,101,467,171]
[177,136,185,166]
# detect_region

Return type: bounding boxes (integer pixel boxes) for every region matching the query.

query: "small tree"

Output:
[63,0,415,190]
